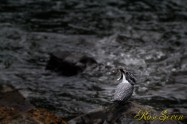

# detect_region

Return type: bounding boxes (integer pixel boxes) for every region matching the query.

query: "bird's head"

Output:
[117,68,136,85]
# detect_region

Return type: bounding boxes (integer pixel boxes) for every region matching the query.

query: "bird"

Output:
[113,69,136,103]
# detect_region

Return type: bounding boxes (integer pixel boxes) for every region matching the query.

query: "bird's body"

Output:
[113,79,133,102]
[113,69,136,103]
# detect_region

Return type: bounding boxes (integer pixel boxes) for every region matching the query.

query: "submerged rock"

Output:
[46,51,97,76]
[68,101,182,124]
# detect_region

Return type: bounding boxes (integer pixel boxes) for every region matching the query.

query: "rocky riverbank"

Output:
[0,84,67,124]
[1,83,185,124]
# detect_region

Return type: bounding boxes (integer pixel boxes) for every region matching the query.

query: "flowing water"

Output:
[0,0,186,120]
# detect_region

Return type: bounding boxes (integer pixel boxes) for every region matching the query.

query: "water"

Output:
[0,0,186,120]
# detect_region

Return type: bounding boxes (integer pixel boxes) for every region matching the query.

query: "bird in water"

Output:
[113,69,136,103]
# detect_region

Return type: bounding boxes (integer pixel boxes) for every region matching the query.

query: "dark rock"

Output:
[68,101,182,124]
[0,84,34,112]
[0,84,67,124]
[46,51,97,76]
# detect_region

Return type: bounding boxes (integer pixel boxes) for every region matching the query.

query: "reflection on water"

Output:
[0,0,186,119]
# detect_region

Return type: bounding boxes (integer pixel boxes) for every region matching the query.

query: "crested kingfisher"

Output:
[113,69,136,103]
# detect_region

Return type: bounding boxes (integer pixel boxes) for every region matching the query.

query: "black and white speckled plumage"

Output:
[113,69,136,103]
[113,81,133,102]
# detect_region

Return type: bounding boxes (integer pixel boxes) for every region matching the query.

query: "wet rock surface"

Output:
[0,0,186,123]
